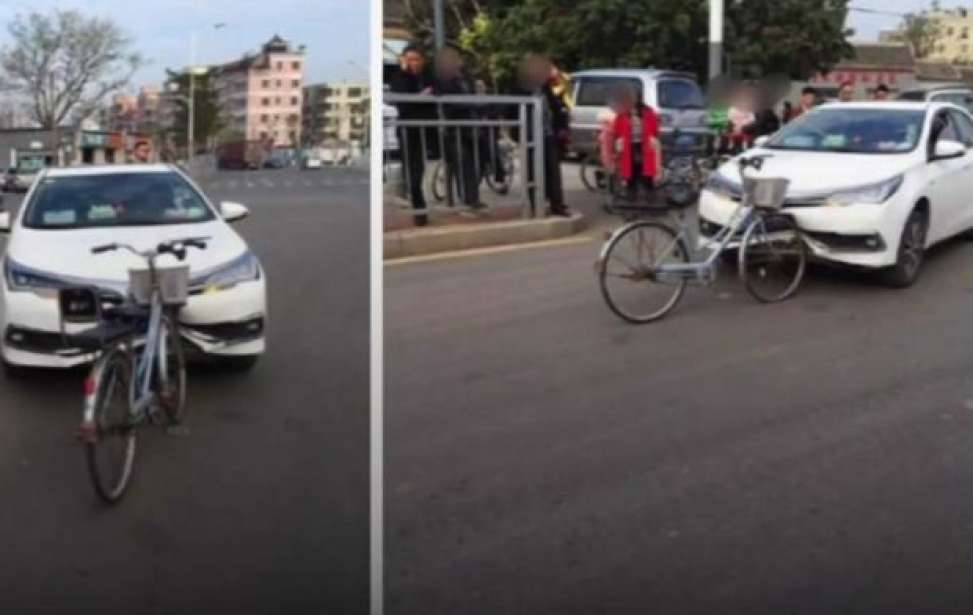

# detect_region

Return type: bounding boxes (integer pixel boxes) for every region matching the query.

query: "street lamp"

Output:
[710,0,724,81]
[185,22,227,161]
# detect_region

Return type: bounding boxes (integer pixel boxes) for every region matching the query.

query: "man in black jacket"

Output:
[389,45,434,226]
[517,53,569,217]
[433,46,482,210]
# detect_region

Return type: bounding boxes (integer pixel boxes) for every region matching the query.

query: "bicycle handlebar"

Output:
[737,154,772,172]
[90,236,210,262]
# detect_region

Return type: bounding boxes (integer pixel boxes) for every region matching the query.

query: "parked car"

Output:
[3,166,40,193]
[897,84,973,113]
[699,101,973,287]
[301,150,324,170]
[569,68,709,157]
[0,164,267,372]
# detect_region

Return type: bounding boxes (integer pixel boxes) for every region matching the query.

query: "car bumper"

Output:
[697,189,899,268]
[0,276,267,368]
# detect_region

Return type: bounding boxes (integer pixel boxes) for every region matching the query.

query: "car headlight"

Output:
[4,258,68,291]
[826,174,903,206]
[191,251,261,293]
[703,172,742,200]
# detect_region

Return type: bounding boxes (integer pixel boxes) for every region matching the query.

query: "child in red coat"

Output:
[600,82,662,202]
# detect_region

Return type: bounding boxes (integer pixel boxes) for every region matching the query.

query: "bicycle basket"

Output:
[742,176,789,210]
[128,266,190,306]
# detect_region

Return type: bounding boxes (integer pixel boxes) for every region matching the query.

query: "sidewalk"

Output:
[383,161,604,259]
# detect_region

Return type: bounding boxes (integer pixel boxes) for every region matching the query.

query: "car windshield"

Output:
[766,108,925,154]
[23,172,215,229]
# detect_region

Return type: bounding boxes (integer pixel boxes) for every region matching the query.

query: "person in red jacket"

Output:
[602,82,662,202]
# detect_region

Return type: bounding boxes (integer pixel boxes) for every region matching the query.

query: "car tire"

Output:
[219,355,259,373]
[882,208,927,288]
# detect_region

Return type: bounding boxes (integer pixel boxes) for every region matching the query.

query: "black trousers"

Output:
[527,135,564,213]
[444,128,480,206]
[478,127,505,184]
[399,127,427,212]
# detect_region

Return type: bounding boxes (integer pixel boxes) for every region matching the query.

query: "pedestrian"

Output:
[432,46,482,211]
[789,86,817,121]
[474,79,507,194]
[389,45,435,226]
[516,53,569,217]
[727,82,756,153]
[131,139,152,163]
[873,83,890,101]
[742,83,781,140]
[602,81,661,204]
[838,81,855,102]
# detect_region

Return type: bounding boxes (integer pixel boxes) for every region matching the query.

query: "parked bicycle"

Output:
[431,137,517,202]
[67,236,209,504]
[597,154,806,323]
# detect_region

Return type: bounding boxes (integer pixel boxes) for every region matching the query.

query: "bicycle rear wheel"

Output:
[430,162,446,202]
[599,221,689,323]
[83,343,136,504]
[739,212,806,303]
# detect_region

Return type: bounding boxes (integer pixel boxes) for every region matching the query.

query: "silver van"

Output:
[897,84,973,113]
[569,69,709,157]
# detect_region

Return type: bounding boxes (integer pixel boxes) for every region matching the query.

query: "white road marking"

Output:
[385,235,594,266]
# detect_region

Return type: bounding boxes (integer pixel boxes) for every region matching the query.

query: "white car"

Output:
[0,164,267,371]
[700,101,973,286]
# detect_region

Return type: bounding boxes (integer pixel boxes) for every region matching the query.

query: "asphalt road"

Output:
[386,228,973,614]
[0,166,370,614]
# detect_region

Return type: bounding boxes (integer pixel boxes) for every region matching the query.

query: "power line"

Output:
[848,6,909,19]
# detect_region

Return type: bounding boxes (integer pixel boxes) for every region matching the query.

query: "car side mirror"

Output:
[933,139,966,160]
[0,210,10,233]
[220,201,249,222]
[753,135,771,147]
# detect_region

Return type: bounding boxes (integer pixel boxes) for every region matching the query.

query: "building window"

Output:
[348,88,363,97]
[276,61,283,70]
[274,97,280,104]
[262,79,270,88]
[262,98,270,106]
[291,97,299,105]
[292,79,300,88]
[292,61,301,70]
[261,114,269,122]
[276,79,282,87]
[260,131,268,140]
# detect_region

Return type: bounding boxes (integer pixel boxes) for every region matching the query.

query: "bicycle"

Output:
[597,154,806,323]
[431,136,517,202]
[67,236,209,504]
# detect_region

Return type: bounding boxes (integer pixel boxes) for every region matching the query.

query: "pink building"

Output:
[212,35,306,147]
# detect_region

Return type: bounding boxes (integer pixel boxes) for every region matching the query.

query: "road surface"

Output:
[386,228,973,614]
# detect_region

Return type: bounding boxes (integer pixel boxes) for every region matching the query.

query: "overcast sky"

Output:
[0,0,370,90]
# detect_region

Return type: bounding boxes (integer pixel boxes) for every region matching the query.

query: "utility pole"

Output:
[188,32,198,162]
[433,0,445,49]
[709,0,724,81]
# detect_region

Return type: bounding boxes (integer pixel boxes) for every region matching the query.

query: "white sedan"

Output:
[0,164,267,372]
[700,101,973,286]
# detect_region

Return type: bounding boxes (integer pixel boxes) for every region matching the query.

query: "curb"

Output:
[384,213,586,259]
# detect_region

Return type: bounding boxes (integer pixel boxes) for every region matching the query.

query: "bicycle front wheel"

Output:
[599,221,689,323]
[83,343,137,505]
[739,212,806,303]
[155,316,187,425]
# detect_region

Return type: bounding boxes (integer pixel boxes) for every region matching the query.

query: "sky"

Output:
[847,0,964,41]
[0,0,370,90]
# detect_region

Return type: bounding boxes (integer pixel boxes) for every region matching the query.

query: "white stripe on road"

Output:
[385,235,594,267]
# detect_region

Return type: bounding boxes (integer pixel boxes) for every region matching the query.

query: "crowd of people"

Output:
[388,45,571,227]
[389,44,900,225]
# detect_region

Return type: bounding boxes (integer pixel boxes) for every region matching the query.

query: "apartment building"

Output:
[302,82,369,146]
[930,7,973,64]
[211,35,306,147]
[104,86,162,135]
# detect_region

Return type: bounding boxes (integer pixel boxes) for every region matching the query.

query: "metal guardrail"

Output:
[383,93,547,220]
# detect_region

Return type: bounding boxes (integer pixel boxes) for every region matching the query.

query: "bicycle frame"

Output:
[129,286,166,420]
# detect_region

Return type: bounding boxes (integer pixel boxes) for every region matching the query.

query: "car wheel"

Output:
[883,208,927,288]
[219,355,259,373]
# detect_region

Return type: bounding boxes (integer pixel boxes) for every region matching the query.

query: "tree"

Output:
[162,69,223,153]
[884,2,942,60]
[446,0,853,87]
[0,9,144,129]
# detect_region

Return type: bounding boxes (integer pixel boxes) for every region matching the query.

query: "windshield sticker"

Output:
[42,210,76,225]
[87,205,118,220]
